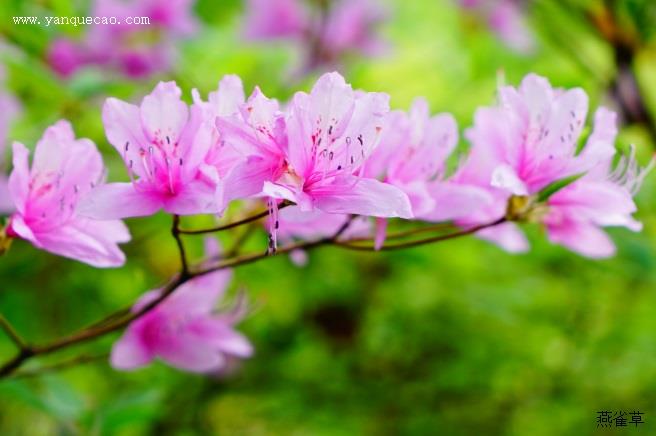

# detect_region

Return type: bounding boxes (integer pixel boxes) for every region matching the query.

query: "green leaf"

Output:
[537,173,585,202]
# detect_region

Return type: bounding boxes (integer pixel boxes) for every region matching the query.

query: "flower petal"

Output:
[547,219,616,258]
[110,327,154,371]
[313,177,413,219]
[77,183,162,220]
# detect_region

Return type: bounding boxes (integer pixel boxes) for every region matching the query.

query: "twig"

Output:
[334,218,506,251]
[0,215,503,379]
[178,202,292,235]
[0,315,27,349]
[172,215,189,276]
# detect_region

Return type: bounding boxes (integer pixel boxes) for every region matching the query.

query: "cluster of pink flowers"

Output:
[2,70,651,265]
[0,71,651,372]
[242,0,388,72]
[48,0,198,79]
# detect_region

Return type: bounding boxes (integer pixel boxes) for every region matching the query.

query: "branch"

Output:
[178,202,292,235]
[0,215,504,379]
[172,215,189,276]
[0,315,27,349]
[335,218,506,251]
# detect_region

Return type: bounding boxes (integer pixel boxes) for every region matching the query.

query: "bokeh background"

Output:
[2,0,656,434]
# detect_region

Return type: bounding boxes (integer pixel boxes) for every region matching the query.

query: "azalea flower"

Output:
[458,74,652,257]
[191,75,256,204]
[48,0,198,78]
[366,98,491,246]
[111,240,252,373]
[5,121,130,267]
[0,69,20,214]
[79,81,224,219]
[242,0,388,72]
[218,72,412,220]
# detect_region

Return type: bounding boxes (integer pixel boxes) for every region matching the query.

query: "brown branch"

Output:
[178,202,292,235]
[172,215,189,276]
[334,218,506,251]
[0,215,504,379]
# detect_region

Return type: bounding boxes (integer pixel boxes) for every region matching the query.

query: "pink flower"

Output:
[48,0,198,78]
[191,75,253,201]
[368,98,491,220]
[458,74,652,257]
[459,0,536,54]
[218,72,412,220]
[5,121,130,267]
[79,82,224,219]
[242,0,308,41]
[1,72,20,214]
[543,110,652,258]
[111,242,252,373]
[364,98,491,247]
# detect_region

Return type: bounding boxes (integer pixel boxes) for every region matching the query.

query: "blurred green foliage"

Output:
[2,0,656,434]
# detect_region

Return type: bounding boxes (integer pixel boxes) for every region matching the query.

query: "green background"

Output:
[1,0,656,434]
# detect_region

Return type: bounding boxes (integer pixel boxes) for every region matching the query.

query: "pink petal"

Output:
[140,81,189,144]
[77,183,162,220]
[0,176,13,214]
[102,98,150,178]
[548,180,640,230]
[167,269,233,315]
[7,214,36,244]
[111,328,154,371]
[313,177,413,219]
[209,75,246,117]
[421,182,493,222]
[30,218,129,268]
[222,156,277,203]
[476,222,529,253]
[7,142,30,215]
[491,163,528,195]
[156,335,225,373]
[547,219,615,258]
[163,179,221,216]
[190,318,254,358]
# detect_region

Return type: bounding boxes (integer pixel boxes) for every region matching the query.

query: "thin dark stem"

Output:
[346,221,455,243]
[178,202,292,235]
[0,215,502,379]
[172,215,189,276]
[334,218,506,252]
[0,315,27,349]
